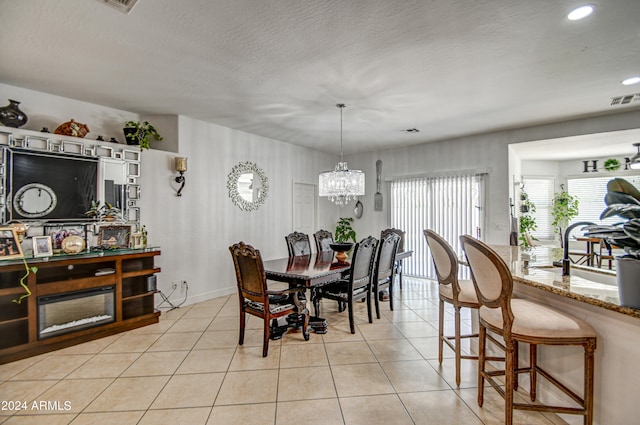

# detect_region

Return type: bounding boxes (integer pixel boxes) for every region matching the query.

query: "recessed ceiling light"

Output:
[568,5,594,20]
[403,128,420,134]
[622,76,640,86]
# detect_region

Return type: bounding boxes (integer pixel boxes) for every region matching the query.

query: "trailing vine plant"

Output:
[518,190,537,248]
[12,257,38,304]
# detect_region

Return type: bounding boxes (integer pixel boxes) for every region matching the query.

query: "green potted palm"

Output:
[584,178,640,308]
[123,120,163,150]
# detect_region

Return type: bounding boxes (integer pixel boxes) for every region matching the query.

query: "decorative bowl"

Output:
[61,235,85,254]
[329,242,354,252]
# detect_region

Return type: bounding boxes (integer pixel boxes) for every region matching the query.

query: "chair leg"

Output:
[505,342,515,425]
[262,316,270,357]
[455,305,461,387]
[478,324,486,407]
[530,344,537,401]
[438,300,444,365]
[239,311,246,345]
[389,280,394,311]
[366,290,372,324]
[312,289,321,317]
[348,299,355,334]
[584,340,596,425]
[514,341,519,391]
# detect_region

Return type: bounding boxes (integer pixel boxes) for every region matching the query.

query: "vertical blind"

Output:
[390,173,486,279]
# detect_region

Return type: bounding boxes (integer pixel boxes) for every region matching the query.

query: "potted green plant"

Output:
[331,217,357,262]
[519,190,537,248]
[584,177,640,308]
[123,120,163,150]
[85,201,122,221]
[551,189,580,247]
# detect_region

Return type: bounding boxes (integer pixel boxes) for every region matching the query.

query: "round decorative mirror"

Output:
[13,183,57,218]
[227,161,268,211]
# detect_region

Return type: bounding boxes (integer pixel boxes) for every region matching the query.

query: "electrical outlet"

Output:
[171,281,178,290]
[181,280,188,290]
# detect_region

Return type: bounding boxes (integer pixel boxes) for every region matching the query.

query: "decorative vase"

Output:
[54,119,90,138]
[0,99,28,128]
[616,257,640,309]
[123,127,140,145]
[329,242,354,263]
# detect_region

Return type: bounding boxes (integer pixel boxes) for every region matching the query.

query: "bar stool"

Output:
[424,230,500,386]
[460,235,597,425]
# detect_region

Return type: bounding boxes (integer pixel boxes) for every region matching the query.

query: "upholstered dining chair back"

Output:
[382,228,405,252]
[229,242,268,303]
[376,231,400,283]
[459,235,514,325]
[285,231,312,256]
[313,229,334,253]
[350,236,378,287]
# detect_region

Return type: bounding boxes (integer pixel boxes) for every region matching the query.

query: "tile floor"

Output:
[0,278,567,425]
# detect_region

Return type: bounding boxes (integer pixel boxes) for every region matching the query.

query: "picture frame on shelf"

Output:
[98,225,131,249]
[0,227,24,259]
[32,236,53,258]
[44,224,86,250]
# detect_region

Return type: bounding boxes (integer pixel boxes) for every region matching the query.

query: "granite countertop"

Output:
[488,245,640,319]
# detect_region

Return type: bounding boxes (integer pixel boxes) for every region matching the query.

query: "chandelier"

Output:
[318,104,365,207]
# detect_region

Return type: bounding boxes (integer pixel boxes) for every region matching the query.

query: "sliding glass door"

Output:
[390,174,486,279]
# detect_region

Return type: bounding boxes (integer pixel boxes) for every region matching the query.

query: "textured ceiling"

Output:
[0,0,639,155]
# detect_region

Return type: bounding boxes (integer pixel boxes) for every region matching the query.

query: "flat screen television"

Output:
[8,149,98,221]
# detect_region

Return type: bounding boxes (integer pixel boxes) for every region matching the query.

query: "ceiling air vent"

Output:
[97,0,139,14]
[610,93,640,106]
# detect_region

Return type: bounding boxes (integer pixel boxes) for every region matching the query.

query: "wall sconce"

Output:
[174,157,187,196]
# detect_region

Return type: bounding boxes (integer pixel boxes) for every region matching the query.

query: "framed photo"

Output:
[98,225,131,249]
[0,227,24,259]
[44,225,86,250]
[32,236,53,258]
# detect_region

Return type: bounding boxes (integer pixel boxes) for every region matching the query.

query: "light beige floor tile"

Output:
[121,351,188,377]
[69,410,145,424]
[176,349,235,374]
[413,307,447,322]
[167,318,213,333]
[150,373,224,409]
[429,357,479,389]
[215,370,278,405]
[331,363,394,397]
[0,380,58,416]
[457,387,558,425]
[127,319,176,334]
[325,341,375,365]
[394,321,439,338]
[216,302,239,317]
[277,366,336,401]
[160,307,188,321]
[101,333,161,353]
[2,414,77,424]
[399,390,483,425]
[183,305,221,319]
[140,407,212,425]
[276,399,343,425]
[193,330,239,350]
[207,316,239,332]
[14,378,113,415]
[66,353,141,379]
[408,336,457,360]
[367,339,423,362]
[279,342,328,368]
[228,346,280,371]
[147,332,202,352]
[53,334,122,355]
[208,403,276,425]
[320,323,364,343]
[358,323,405,340]
[0,356,49,382]
[381,309,426,322]
[340,394,414,425]
[9,354,92,380]
[381,360,451,393]
[400,299,439,310]
[84,376,170,412]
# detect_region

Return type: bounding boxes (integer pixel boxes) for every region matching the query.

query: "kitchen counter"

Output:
[488,245,640,319]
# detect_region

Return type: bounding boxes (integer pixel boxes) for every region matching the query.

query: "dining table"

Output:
[263,251,350,289]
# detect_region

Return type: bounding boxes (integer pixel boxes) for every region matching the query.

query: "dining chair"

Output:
[424,229,485,387]
[459,235,597,425]
[285,231,312,256]
[382,227,406,288]
[229,242,310,357]
[313,229,334,253]
[312,236,378,334]
[372,230,400,319]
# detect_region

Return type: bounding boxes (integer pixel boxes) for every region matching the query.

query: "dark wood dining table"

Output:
[263,252,350,288]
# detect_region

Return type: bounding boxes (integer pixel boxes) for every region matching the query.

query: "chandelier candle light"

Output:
[319,104,365,206]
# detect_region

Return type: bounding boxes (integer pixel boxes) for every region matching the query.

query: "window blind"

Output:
[390,174,485,279]
[568,175,640,225]
[522,177,555,240]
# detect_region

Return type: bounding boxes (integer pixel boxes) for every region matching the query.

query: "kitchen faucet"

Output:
[562,221,596,276]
